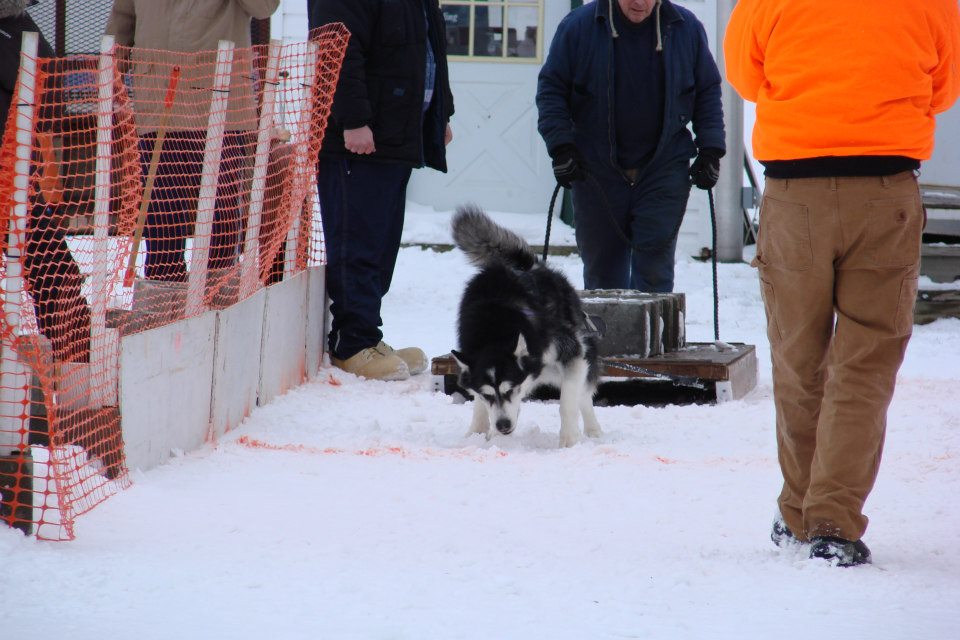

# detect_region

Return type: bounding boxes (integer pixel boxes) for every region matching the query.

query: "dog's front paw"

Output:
[558,429,580,448]
[467,400,490,437]
[584,422,602,438]
[467,421,489,437]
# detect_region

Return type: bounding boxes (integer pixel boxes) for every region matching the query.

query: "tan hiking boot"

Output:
[331,346,410,381]
[378,341,428,375]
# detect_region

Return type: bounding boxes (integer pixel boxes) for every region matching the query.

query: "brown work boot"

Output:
[331,345,410,381]
[378,341,428,375]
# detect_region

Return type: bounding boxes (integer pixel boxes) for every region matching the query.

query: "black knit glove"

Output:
[690,148,723,190]
[551,144,586,188]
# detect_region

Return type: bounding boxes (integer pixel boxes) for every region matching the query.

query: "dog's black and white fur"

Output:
[450,205,602,448]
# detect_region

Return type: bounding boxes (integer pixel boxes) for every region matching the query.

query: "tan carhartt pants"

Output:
[755,171,923,541]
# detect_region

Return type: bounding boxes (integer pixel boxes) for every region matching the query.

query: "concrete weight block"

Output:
[579,290,686,357]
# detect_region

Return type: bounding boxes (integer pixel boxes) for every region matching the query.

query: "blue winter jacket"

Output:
[537,0,725,178]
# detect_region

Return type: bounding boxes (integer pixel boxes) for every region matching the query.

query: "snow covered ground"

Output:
[2,205,960,639]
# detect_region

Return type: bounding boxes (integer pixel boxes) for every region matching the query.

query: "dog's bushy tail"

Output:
[451,204,536,271]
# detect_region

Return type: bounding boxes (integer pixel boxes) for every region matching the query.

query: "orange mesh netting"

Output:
[0,24,349,540]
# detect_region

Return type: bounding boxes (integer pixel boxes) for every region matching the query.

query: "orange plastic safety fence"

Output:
[0,24,349,540]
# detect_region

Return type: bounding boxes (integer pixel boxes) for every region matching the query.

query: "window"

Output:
[441,1,542,62]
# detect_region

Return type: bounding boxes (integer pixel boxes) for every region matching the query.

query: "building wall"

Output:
[273,0,310,43]
[924,108,960,190]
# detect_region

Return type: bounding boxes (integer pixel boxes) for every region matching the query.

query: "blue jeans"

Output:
[571,158,691,292]
[317,157,412,360]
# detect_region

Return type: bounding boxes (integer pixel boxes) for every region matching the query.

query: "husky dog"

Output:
[450,205,602,448]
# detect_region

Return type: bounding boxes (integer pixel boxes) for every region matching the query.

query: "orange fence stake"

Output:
[36,133,62,206]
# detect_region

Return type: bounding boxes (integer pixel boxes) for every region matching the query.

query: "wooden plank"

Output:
[305,266,327,380]
[715,347,759,402]
[259,271,308,406]
[120,311,217,473]
[601,343,752,381]
[921,244,960,283]
[915,289,960,324]
[431,343,758,406]
[211,288,266,439]
[433,343,753,380]
[922,188,960,209]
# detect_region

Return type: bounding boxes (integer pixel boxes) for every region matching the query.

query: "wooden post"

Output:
[283,40,320,278]
[0,32,39,452]
[186,40,235,315]
[240,39,282,298]
[90,34,118,408]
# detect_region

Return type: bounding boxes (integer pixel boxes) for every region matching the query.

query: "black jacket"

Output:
[309,0,455,172]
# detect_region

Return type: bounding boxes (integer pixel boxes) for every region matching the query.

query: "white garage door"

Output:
[408,1,569,215]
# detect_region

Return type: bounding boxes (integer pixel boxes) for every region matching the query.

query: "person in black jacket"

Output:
[309,0,454,381]
[0,0,91,364]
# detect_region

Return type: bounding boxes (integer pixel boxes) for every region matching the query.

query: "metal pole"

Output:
[714,0,745,263]
[55,0,66,57]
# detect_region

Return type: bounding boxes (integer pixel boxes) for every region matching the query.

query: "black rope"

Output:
[708,187,719,341]
[542,182,562,263]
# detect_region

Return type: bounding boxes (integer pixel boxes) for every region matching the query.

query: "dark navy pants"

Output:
[138,131,250,283]
[318,157,412,361]
[571,157,691,292]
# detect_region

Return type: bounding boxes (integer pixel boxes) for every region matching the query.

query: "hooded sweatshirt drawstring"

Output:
[654,0,663,51]
[608,0,663,51]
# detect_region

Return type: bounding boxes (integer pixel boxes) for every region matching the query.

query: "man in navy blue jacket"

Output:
[537,0,725,292]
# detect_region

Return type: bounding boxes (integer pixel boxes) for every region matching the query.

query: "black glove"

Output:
[551,144,586,188]
[689,148,723,190]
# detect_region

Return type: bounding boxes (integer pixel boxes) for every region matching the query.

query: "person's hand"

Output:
[344,126,376,154]
[444,123,453,146]
[690,148,722,190]
[551,144,585,188]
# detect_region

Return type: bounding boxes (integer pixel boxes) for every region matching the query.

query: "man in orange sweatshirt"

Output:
[725,0,960,566]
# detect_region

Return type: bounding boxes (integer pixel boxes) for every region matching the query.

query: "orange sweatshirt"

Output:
[723,0,960,162]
